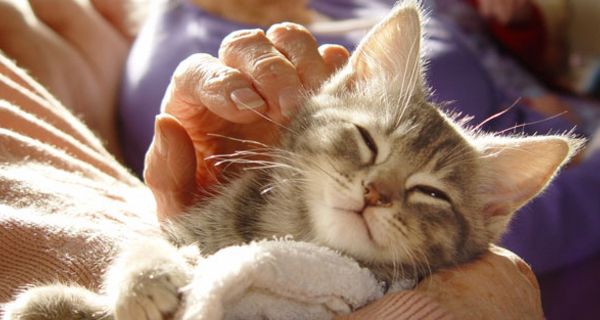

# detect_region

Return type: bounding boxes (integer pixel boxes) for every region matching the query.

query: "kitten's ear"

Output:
[478,136,584,235]
[324,2,424,94]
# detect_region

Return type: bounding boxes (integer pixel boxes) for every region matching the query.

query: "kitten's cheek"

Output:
[361,208,388,246]
[325,209,373,247]
[311,203,379,259]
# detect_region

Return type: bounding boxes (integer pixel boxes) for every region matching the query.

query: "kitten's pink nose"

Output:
[363,182,392,207]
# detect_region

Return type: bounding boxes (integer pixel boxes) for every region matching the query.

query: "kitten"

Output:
[3,2,582,319]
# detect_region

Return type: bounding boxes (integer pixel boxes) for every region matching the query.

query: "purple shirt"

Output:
[119,1,600,318]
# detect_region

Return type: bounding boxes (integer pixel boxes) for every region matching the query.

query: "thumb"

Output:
[144,114,197,220]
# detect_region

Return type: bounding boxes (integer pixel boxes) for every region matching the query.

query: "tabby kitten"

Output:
[4,2,581,320]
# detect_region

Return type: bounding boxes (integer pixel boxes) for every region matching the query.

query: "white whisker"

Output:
[234,100,301,136]
[205,133,270,148]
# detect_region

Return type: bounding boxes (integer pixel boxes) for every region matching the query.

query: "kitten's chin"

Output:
[309,203,395,263]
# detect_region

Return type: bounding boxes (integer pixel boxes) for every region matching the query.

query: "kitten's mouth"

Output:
[332,207,376,244]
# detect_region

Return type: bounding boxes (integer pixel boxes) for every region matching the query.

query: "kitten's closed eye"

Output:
[408,185,451,204]
[355,124,378,165]
[405,173,452,204]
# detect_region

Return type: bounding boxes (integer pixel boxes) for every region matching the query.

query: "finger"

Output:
[319,44,350,74]
[219,29,303,120]
[144,114,197,220]
[266,22,328,90]
[165,53,267,124]
[28,0,129,87]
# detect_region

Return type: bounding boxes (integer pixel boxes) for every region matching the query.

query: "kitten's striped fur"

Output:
[166,0,580,283]
[4,1,582,319]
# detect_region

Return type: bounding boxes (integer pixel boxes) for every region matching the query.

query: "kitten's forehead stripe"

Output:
[410,121,445,151]
[428,139,463,172]
[442,167,472,193]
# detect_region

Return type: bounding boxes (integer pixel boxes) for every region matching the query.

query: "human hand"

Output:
[0,0,140,158]
[337,246,543,319]
[143,23,349,219]
[476,0,533,25]
[414,245,543,319]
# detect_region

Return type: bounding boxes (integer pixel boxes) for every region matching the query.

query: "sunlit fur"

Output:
[169,85,487,283]
[4,2,582,319]
[167,0,581,283]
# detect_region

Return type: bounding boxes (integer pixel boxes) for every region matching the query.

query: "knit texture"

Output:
[0,54,157,318]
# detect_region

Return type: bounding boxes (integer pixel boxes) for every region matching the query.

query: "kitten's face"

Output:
[288,88,483,272]
[280,2,578,277]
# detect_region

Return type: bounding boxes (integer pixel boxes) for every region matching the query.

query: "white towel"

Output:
[180,239,412,320]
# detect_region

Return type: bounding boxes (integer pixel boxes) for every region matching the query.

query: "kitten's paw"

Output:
[107,239,194,320]
[3,284,109,320]
[114,268,188,320]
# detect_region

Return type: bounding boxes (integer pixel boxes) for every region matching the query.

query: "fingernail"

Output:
[154,116,168,157]
[278,87,301,118]
[231,88,265,110]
